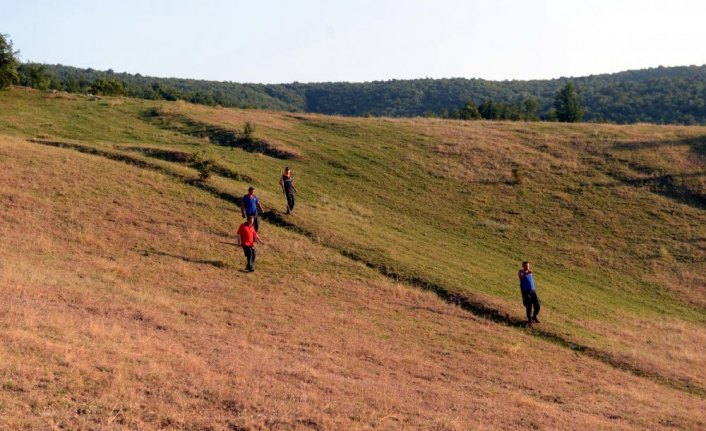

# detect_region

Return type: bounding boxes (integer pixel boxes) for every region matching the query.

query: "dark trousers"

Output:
[242,245,256,269]
[246,213,259,232]
[523,291,540,322]
[285,192,295,212]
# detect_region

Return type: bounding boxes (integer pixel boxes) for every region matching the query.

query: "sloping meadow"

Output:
[153,102,706,392]
[0,87,705,428]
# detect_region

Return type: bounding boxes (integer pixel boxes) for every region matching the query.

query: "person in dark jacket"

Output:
[518,261,540,325]
[279,167,298,215]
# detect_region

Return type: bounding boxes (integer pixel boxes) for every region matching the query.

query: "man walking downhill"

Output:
[241,186,265,232]
[237,216,262,272]
[279,166,298,215]
[518,261,541,326]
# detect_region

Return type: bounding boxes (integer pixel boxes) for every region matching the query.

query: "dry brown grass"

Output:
[586,315,706,384]
[0,135,705,430]
[165,101,301,133]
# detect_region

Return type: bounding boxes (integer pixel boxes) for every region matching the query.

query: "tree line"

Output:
[441,82,582,122]
[1,33,704,124]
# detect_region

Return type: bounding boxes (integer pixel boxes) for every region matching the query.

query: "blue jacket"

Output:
[519,270,536,294]
[242,194,259,215]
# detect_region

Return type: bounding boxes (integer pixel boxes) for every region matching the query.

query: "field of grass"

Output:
[0,87,704,429]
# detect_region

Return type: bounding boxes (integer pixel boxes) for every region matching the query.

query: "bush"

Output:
[90,77,125,96]
[243,122,256,142]
[191,151,213,181]
[511,167,526,185]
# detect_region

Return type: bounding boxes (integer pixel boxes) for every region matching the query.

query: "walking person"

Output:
[279,167,298,214]
[518,261,541,326]
[237,215,262,272]
[241,186,264,232]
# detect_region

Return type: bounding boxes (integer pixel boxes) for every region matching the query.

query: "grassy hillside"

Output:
[0,87,704,429]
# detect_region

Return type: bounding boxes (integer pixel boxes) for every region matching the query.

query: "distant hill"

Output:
[21,63,706,124]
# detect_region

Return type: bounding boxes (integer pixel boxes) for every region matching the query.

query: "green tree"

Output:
[63,75,80,92]
[0,33,19,90]
[90,77,125,96]
[479,99,499,119]
[554,82,583,122]
[18,63,51,90]
[524,97,540,121]
[498,102,522,120]
[459,101,481,120]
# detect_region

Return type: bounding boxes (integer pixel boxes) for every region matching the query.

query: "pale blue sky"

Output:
[2,0,705,83]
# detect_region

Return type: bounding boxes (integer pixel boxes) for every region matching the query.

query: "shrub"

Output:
[191,151,213,181]
[243,122,256,142]
[90,77,125,96]
[511,167,526,185]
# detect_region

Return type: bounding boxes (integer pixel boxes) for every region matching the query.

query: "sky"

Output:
[2,0,706,84]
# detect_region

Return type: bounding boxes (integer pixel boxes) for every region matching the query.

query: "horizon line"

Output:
[18,61,706,86]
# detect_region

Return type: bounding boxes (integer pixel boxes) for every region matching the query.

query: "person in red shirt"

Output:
[236,216,262,272]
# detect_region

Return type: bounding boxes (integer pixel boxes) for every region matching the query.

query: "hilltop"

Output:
[0,86,704,429]
[22,63,706,124]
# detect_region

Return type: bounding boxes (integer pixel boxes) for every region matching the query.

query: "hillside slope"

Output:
[0,87,704,429]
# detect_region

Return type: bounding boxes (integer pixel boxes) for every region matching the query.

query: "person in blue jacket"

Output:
[240,187,265,232]
[518,261,540,325]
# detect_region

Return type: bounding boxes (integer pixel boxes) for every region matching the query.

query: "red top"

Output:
[237,223,258,246]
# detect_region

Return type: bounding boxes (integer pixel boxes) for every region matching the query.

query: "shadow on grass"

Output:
[121,145,254,183]
[140,109,298,160]
[582,136,706,209]
[591,171,706,209]
[612,135,706,157]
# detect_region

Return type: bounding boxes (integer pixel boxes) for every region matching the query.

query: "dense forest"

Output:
[15,63,706,124]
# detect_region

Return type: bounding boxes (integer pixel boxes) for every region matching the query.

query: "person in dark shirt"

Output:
[279,167,298,215]
[236,216,262,272]
[518,261,540,326]
[240,186,265,232]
